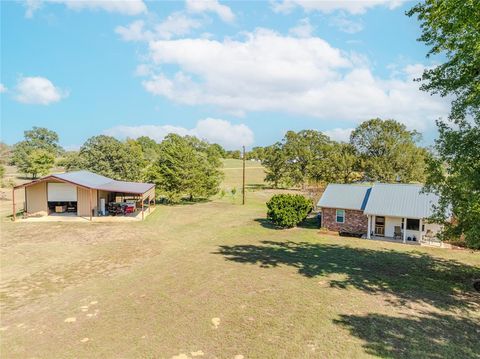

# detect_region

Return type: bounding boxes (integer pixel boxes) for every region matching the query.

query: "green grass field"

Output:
[1,161,479,358]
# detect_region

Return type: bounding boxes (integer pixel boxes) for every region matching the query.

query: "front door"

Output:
[375,216,385,236]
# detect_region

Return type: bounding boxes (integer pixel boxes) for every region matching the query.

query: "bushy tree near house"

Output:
[283,130,332,188]
[77,135,144,181]
[322,142,361,184]
[407,0,479,122]
[350,118,427,183]
[23,127,62,154]
[247,146,266,161]
[57,151,86,171]
[134,136,161,162]
[408,0,480,249]
[11,127,62,178]
[0,142,12,165]
[209,143,227,159]
[225,150,241,159]
[147,134,223,202]
[425,123,480,249]
[263,143,289,188]
[18,149,55,179]
[266,194,313,228]
[262,130,333,188]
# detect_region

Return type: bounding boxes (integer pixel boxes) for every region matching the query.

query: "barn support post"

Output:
[141,196,144,220]
[12,188,16,221]
[89,189,93,221]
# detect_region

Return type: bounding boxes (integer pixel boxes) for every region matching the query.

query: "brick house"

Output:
[318,184,370,234]
[317,183,443,244]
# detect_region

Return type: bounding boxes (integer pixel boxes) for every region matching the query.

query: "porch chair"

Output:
[393,226,402,240]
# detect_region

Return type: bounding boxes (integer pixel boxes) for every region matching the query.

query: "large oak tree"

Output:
[350,118,427,183]
[408,0,480,248]
[11,127,62,178]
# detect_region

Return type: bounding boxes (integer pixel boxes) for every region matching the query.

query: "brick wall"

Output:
[321,207,368,233]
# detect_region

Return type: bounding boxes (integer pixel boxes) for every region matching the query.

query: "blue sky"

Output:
[1,0,449,150]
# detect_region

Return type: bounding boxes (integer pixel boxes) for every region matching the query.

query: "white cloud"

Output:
[323,127,354,142]
[271,0,403,15]
[155,12,203,39]
[289,18,314,38]
[105,118,254,149]
[116,13,202,42]
[330,14,364,33]
[186,0,235,23]
[15,76,67,105]
[0,84,7,93]
[24,0,147,18]
[134,63,153,76]
[140,29,448,131]
[24,0,42,18]
[115,20,153,42]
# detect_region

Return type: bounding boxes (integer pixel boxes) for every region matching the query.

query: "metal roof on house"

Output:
[318,184,371,211]
[363,183,439,219]
[16,170,155,194]
[318,182,440,219]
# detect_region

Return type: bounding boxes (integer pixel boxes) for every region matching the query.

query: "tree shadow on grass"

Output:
[157,198,212,206]
[246,184,274,191]
[254,217,319,230]
[298,216,320,229]
[335,312,480,359]
[215,241,480,310]
[254,218,282,230]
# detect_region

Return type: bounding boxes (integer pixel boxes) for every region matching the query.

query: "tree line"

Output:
[255,118,427,189]
[5,117,428,194]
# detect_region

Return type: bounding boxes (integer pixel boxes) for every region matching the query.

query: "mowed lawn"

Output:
[1,161,479,358]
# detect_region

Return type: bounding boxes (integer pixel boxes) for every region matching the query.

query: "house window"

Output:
[406,219,420,231]
[336,209,345,223]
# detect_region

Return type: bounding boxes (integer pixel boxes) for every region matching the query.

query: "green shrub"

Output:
[266,194,313,228]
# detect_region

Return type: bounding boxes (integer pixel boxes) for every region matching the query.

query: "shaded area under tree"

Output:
[215,240,480,310]
[335,312,480,359]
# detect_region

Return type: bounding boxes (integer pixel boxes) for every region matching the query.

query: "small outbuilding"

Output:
[317,183,443,245]
[12,170,155,221]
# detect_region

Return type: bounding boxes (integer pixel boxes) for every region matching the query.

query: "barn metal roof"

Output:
[318,183,440,219]
[54,171,114,188]
[54,171,154,194]
[17,170,154,194]
[317,184,371,211]
[363,183,439,219]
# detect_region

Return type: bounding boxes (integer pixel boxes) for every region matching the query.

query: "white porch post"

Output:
[403,217,407,243]
[367,215,371,239]
[372,215,375,236]
[419,218,423,242]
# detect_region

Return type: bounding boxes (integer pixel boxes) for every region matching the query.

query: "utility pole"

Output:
[242,145,246,205]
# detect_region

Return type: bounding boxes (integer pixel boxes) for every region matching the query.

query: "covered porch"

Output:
[94,188,156,220]
[366,214,440,245]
